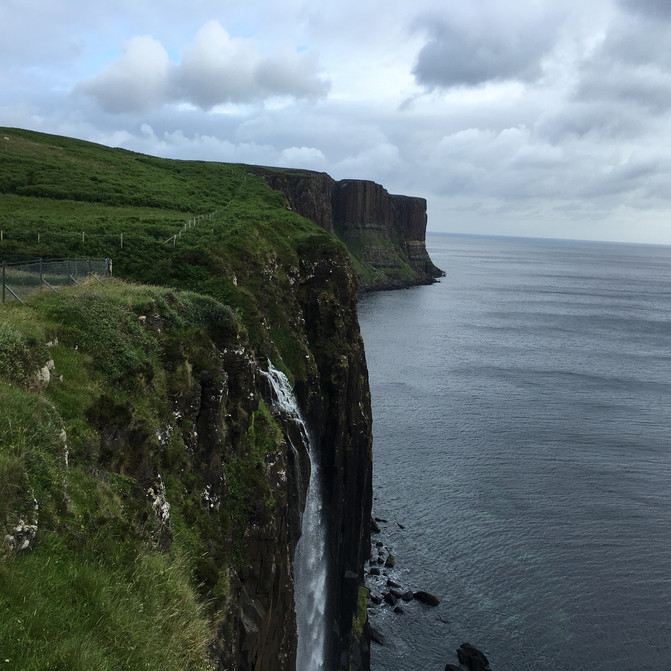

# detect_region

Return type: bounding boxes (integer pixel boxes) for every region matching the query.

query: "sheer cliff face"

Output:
[296,243,373,670]
[214,243,373,670]
[249,168,444,290]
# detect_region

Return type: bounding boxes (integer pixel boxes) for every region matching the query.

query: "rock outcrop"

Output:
[456,642,492,671]
[249,167,444,290]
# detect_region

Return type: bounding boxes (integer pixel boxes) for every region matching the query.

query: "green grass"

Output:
[0,533,214,671]
[350,584,369,670]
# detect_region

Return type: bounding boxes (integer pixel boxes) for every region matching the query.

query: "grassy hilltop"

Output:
[0,129,368,669]
[0,127,347,374]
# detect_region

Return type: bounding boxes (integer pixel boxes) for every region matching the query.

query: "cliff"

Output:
[0,254,371,671]
[248,168,444,291]
[0,126,439,670]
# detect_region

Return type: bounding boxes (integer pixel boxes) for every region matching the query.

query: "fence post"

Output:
[2,262,5,304]
[120,233,123,249]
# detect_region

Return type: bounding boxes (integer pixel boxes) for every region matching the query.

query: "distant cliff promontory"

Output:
[248,167,444,291]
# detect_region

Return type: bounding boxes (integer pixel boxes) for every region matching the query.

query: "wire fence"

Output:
[0,209,218,304]
[0,211,218,250]
[1,257,111,305]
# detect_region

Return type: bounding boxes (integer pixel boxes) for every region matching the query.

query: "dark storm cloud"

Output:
[569,10,671,126]
[617,0,671,21]
[411,7,563,88]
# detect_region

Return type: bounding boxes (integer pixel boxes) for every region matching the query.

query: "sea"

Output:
[358,233,671,671]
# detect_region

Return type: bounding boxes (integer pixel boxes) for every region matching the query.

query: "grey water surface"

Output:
[359,234,671,671]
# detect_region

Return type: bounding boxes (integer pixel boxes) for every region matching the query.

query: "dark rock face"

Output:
[249,167,444,290]
[170,345,298,671]
[261,170,335,234]
[172,241,373,670]
[295,242,373,670]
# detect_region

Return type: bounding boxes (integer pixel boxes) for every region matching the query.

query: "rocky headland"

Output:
[248,166,445,291]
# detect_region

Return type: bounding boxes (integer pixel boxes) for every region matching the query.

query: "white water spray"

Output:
[260,364,328,671]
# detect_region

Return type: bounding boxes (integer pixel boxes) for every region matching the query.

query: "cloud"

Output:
[76,35,170,113]
[534,97,653,144]
[564,10,671,131]
[76,20,329,113]
[412,4,564,88]
[617,0,671,21]
[279,146,326,169]
[6,0,671,245]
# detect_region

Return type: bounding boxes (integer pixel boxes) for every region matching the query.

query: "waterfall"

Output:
[260,364,329,671]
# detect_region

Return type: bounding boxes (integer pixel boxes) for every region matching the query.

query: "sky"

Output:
[2,0,671,244]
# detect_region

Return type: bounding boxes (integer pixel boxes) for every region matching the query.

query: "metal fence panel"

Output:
[1,257,111,304]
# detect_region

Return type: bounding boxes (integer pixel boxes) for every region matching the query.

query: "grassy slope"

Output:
[0,284,239,670]
[0,126,344,377]
[0,128,350,669]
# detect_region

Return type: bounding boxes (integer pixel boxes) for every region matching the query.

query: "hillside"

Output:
[0,127,441,291]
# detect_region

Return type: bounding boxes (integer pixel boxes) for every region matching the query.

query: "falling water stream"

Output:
[260,364,328,671]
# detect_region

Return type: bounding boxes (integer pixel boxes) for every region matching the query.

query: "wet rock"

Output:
[384,554,395,568]
[3,519,38,555]
[375,541,384,547]
[374,517,388,523]
[444,665,463,671]
[369,567,381,576]
[370,627,386,646]
[386,578,401,588]
[401,591,414,602]
[457,642,491,671]
[369,593,382,605]
[414,591,441,606]
[393,605,404,614]
[371,518,381,534]
[383,592,398,606]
